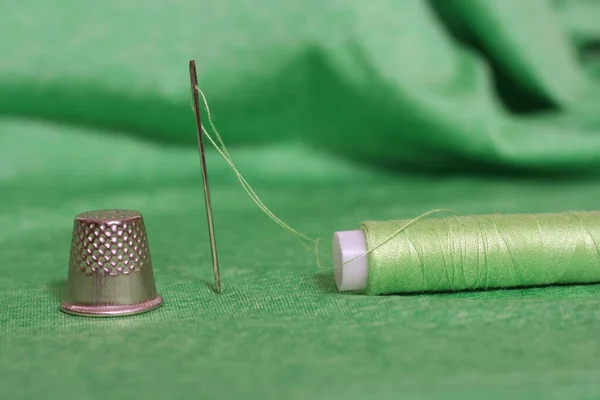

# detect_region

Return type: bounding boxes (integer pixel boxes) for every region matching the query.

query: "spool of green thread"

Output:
[333,211,600,295]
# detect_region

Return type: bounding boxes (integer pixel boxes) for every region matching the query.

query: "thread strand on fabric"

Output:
[192,86,457,267]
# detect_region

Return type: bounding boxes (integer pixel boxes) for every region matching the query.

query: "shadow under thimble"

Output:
[61,209,163,317]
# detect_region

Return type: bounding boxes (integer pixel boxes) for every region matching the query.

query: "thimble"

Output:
[61,209,163,317]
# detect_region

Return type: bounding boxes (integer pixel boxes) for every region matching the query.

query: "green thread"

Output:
[193,85,317,249]
[361,211,600,295]
[192,86,453,267]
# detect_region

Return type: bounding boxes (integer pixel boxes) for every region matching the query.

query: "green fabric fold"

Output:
[1,0,600,172]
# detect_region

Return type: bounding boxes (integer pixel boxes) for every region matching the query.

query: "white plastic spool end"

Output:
[332,230,368,291]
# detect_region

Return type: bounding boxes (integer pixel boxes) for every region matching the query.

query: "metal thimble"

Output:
[61,209,163,317]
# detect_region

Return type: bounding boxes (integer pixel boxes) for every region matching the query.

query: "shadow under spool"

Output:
[333,211,600,295]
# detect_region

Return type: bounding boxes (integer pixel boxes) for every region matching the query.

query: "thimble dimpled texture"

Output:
[71,210,150,276]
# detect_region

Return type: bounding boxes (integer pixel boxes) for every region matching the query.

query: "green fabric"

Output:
[2,1,600,398]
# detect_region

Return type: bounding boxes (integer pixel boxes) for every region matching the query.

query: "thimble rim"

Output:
[75,209,142,223]
[60,295,163,317]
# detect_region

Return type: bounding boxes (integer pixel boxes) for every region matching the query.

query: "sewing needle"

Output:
[189,60,221,294]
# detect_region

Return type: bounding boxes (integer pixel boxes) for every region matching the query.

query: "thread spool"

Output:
[333,211,600,295]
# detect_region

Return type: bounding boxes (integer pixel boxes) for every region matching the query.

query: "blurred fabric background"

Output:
[2,1,600,399]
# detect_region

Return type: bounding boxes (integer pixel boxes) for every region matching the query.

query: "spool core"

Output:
[332,230,369,291]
